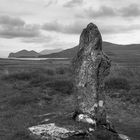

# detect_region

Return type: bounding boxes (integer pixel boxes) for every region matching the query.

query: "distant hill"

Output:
[39,42,140,67]
[8,50,40,58]
[39,48,63,55]
[39,46,78,58]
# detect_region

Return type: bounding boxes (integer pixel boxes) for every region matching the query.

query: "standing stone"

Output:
[28,23,130,140]
[72,23,111,125]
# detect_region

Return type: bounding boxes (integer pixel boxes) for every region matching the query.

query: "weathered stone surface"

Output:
[72,23,111,124]
[29,123,75,139]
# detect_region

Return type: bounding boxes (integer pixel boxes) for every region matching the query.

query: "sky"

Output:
[0,0,140,57]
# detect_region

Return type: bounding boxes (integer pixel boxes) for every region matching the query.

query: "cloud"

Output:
[22,35,53,43]
[42,20,140,35]
[0,15,25,26]
[42,21,85,34]
[44,0,57,7]
[0,15,40,39]
[63,0,83,8]
[78,4,140,19]
[101,24,140,35]
[85,6,116,18]
[120,4,140,17]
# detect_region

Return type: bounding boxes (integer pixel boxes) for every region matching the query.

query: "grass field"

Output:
[0,58,140,140]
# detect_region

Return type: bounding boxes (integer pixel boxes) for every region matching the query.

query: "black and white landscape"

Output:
[0,0,140,140]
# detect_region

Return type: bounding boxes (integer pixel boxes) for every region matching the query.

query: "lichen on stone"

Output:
[72,23,111,125]
[29,123,75,139]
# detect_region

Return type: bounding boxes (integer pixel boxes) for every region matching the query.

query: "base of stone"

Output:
[28,113,130,140]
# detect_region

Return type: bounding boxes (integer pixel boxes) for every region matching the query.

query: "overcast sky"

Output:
[0,0,140,57]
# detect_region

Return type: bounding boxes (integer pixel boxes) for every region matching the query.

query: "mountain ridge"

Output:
[8,42,140,66]
[8,50,40,58]
[39,41,140,66]
[8,48,64,58]
[39,41,140,58]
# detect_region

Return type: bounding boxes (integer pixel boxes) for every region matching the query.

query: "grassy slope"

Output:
[0,59,140,140]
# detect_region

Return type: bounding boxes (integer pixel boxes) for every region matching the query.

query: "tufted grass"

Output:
[0,58,140,139]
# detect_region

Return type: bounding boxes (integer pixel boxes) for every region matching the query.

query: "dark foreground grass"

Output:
[0,59,140,140]
[105,66,140,105]
[0,60,74,140]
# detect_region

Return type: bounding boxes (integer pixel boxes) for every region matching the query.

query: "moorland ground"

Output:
[0,58,140,140]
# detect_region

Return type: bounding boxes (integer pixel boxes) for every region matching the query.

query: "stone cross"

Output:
[73,23,111,125]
